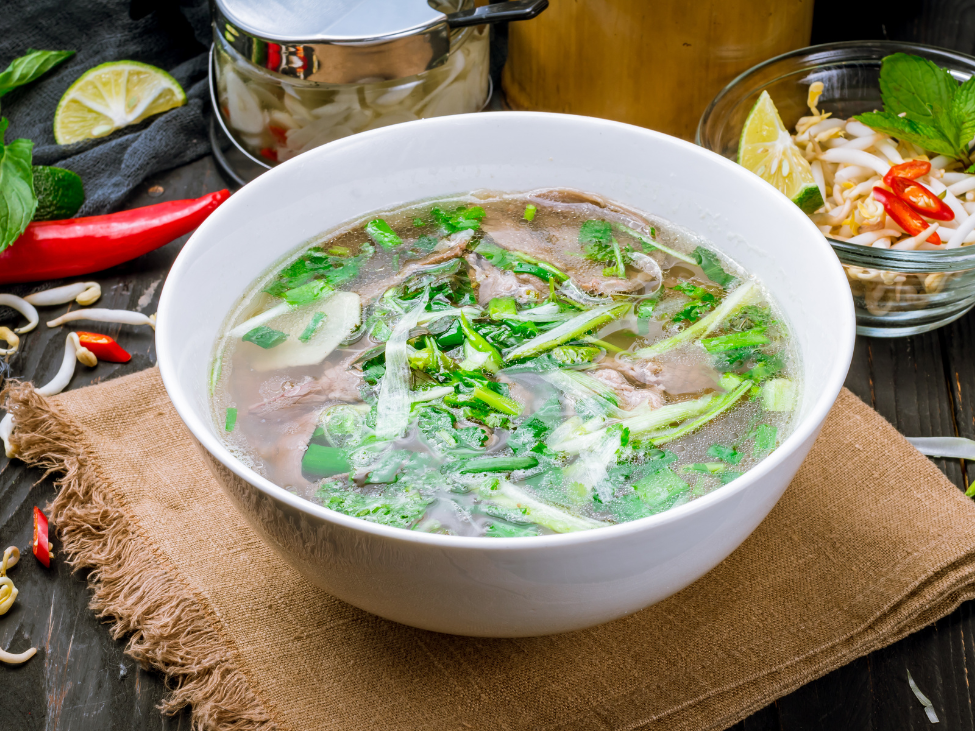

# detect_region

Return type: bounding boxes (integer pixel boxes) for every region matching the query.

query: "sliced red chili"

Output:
[267,125,288,145]
[76,332,132,363]
[32,507,52,568]
[872,187,941,244]
[259,147,278,162]
[882,160,931,187]
[888,177,955,221]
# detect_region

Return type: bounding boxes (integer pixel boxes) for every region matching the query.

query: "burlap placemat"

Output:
[5,367,975,731]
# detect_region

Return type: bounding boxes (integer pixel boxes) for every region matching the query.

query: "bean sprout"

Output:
[0,546,33,664]
[0,294,38,334]
[0,327,19,356]
[947,210,975,249]
[25,282,101,307]
[47,309,156,329]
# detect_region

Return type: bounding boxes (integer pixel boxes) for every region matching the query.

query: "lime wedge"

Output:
[738,91,824,214]
[53,61,186,145]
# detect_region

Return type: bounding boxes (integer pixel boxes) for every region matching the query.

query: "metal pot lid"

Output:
[213,0,548,85]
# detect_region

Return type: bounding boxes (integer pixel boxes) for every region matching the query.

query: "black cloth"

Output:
[1,0,212,216]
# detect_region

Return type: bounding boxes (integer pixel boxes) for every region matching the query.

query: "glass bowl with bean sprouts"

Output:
[698,41,975,337]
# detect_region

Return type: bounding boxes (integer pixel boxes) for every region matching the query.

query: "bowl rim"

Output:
[697,39,975,271]
[157,110,856,551]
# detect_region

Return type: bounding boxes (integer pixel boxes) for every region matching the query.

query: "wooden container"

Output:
[502,0,814,140]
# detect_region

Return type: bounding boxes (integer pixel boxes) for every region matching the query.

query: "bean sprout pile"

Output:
[795,83,975,314]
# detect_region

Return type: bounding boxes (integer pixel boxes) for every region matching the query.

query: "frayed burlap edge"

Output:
[1,381,277,731]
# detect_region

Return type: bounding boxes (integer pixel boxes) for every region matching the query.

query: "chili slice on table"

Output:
[888,177,955,221]
[882,160,931,187]
[76,332,132,363]
[33,507,53,567]
[872,187,942,244]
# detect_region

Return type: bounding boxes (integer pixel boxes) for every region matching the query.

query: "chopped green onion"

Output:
[753,424,777,456]
[299,312,327,342]
[328,245,351,256]
[701,327,769,353]
[302,444,352,478]
[459,455,538,473]
[634,281,758,358]
[614,223,697,265]
[504,302,630,362]
[649,380,753,446]
[366,219,403,249]
[242,326,288,349]
[488,297,518,320]
[283,280,332,307]
[412,218,424,227]
[476,479,609,533]
[707,444,742,464]
[209,351,223,396]
[471,385,523,416]
[225,407,237,432]
[523,204,537,221]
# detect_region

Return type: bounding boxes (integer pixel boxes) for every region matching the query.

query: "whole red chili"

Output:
[76,332,131,363]
[882,160,931,187]
[33,507,53,568]
[873,187,941,244]
[0,189,230,285]
[888,177,955,221]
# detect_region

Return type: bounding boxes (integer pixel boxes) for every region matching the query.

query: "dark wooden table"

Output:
[6,1,975,727]
[0,156,973,731]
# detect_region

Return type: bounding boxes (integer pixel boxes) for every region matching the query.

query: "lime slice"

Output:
[53,61,186,145]
[32,166,85,220]
[738,90,825,214]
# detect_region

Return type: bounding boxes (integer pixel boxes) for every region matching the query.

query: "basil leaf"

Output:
[953,76,975,156]
[852,111,959,157]
[879,53,958,129]
[0,119,37,253]
[0,49,74,97]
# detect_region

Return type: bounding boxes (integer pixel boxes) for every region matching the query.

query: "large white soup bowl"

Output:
[157,112,854,637]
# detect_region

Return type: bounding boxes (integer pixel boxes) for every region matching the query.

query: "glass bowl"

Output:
[697,41,975,337]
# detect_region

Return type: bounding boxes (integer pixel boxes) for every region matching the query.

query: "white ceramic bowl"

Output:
[157,112,855,637]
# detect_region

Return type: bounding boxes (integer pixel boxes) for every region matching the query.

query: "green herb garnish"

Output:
[225,407,237,432]
[242,325,288,349]
[0,119,36,253]
[366,218,403,249]
[853,52,975,163]
[299,312,327,342]
[0,50,74,98]
[694,246,736,287]
[523,203,537,221]
[753,424,778,456]
[707,444,742,464]
[431,205,485,233]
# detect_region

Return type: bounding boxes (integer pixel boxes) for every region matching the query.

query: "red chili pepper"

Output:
[888,177,955,221]
[882,160,931,187]
[266,43,282,72]
[259,147,279,162]
[873,187,941,244]
[33,507,52,568]
[267,125,288,145]
[76,332,132,363]
[0,190,230,285]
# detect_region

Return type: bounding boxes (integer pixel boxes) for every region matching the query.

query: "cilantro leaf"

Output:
[431,206,485,233]
[579,220,612,245]
[694,246,736,288]
[852,111,958,157]
[0,119,37,253]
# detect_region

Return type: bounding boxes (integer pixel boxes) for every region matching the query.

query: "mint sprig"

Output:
[0,49,74,98]
[855,53,975,164]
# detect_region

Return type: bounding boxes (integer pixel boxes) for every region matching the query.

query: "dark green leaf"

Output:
[0,119,36,253]
[0,50,74,97]
[694,246,736,287]
[879,53,958,129]
[853,111,958,157]
[954,76,975,154]
[365,218,402,249]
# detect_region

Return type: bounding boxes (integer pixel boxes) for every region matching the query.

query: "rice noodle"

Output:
[820,149,891,176]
